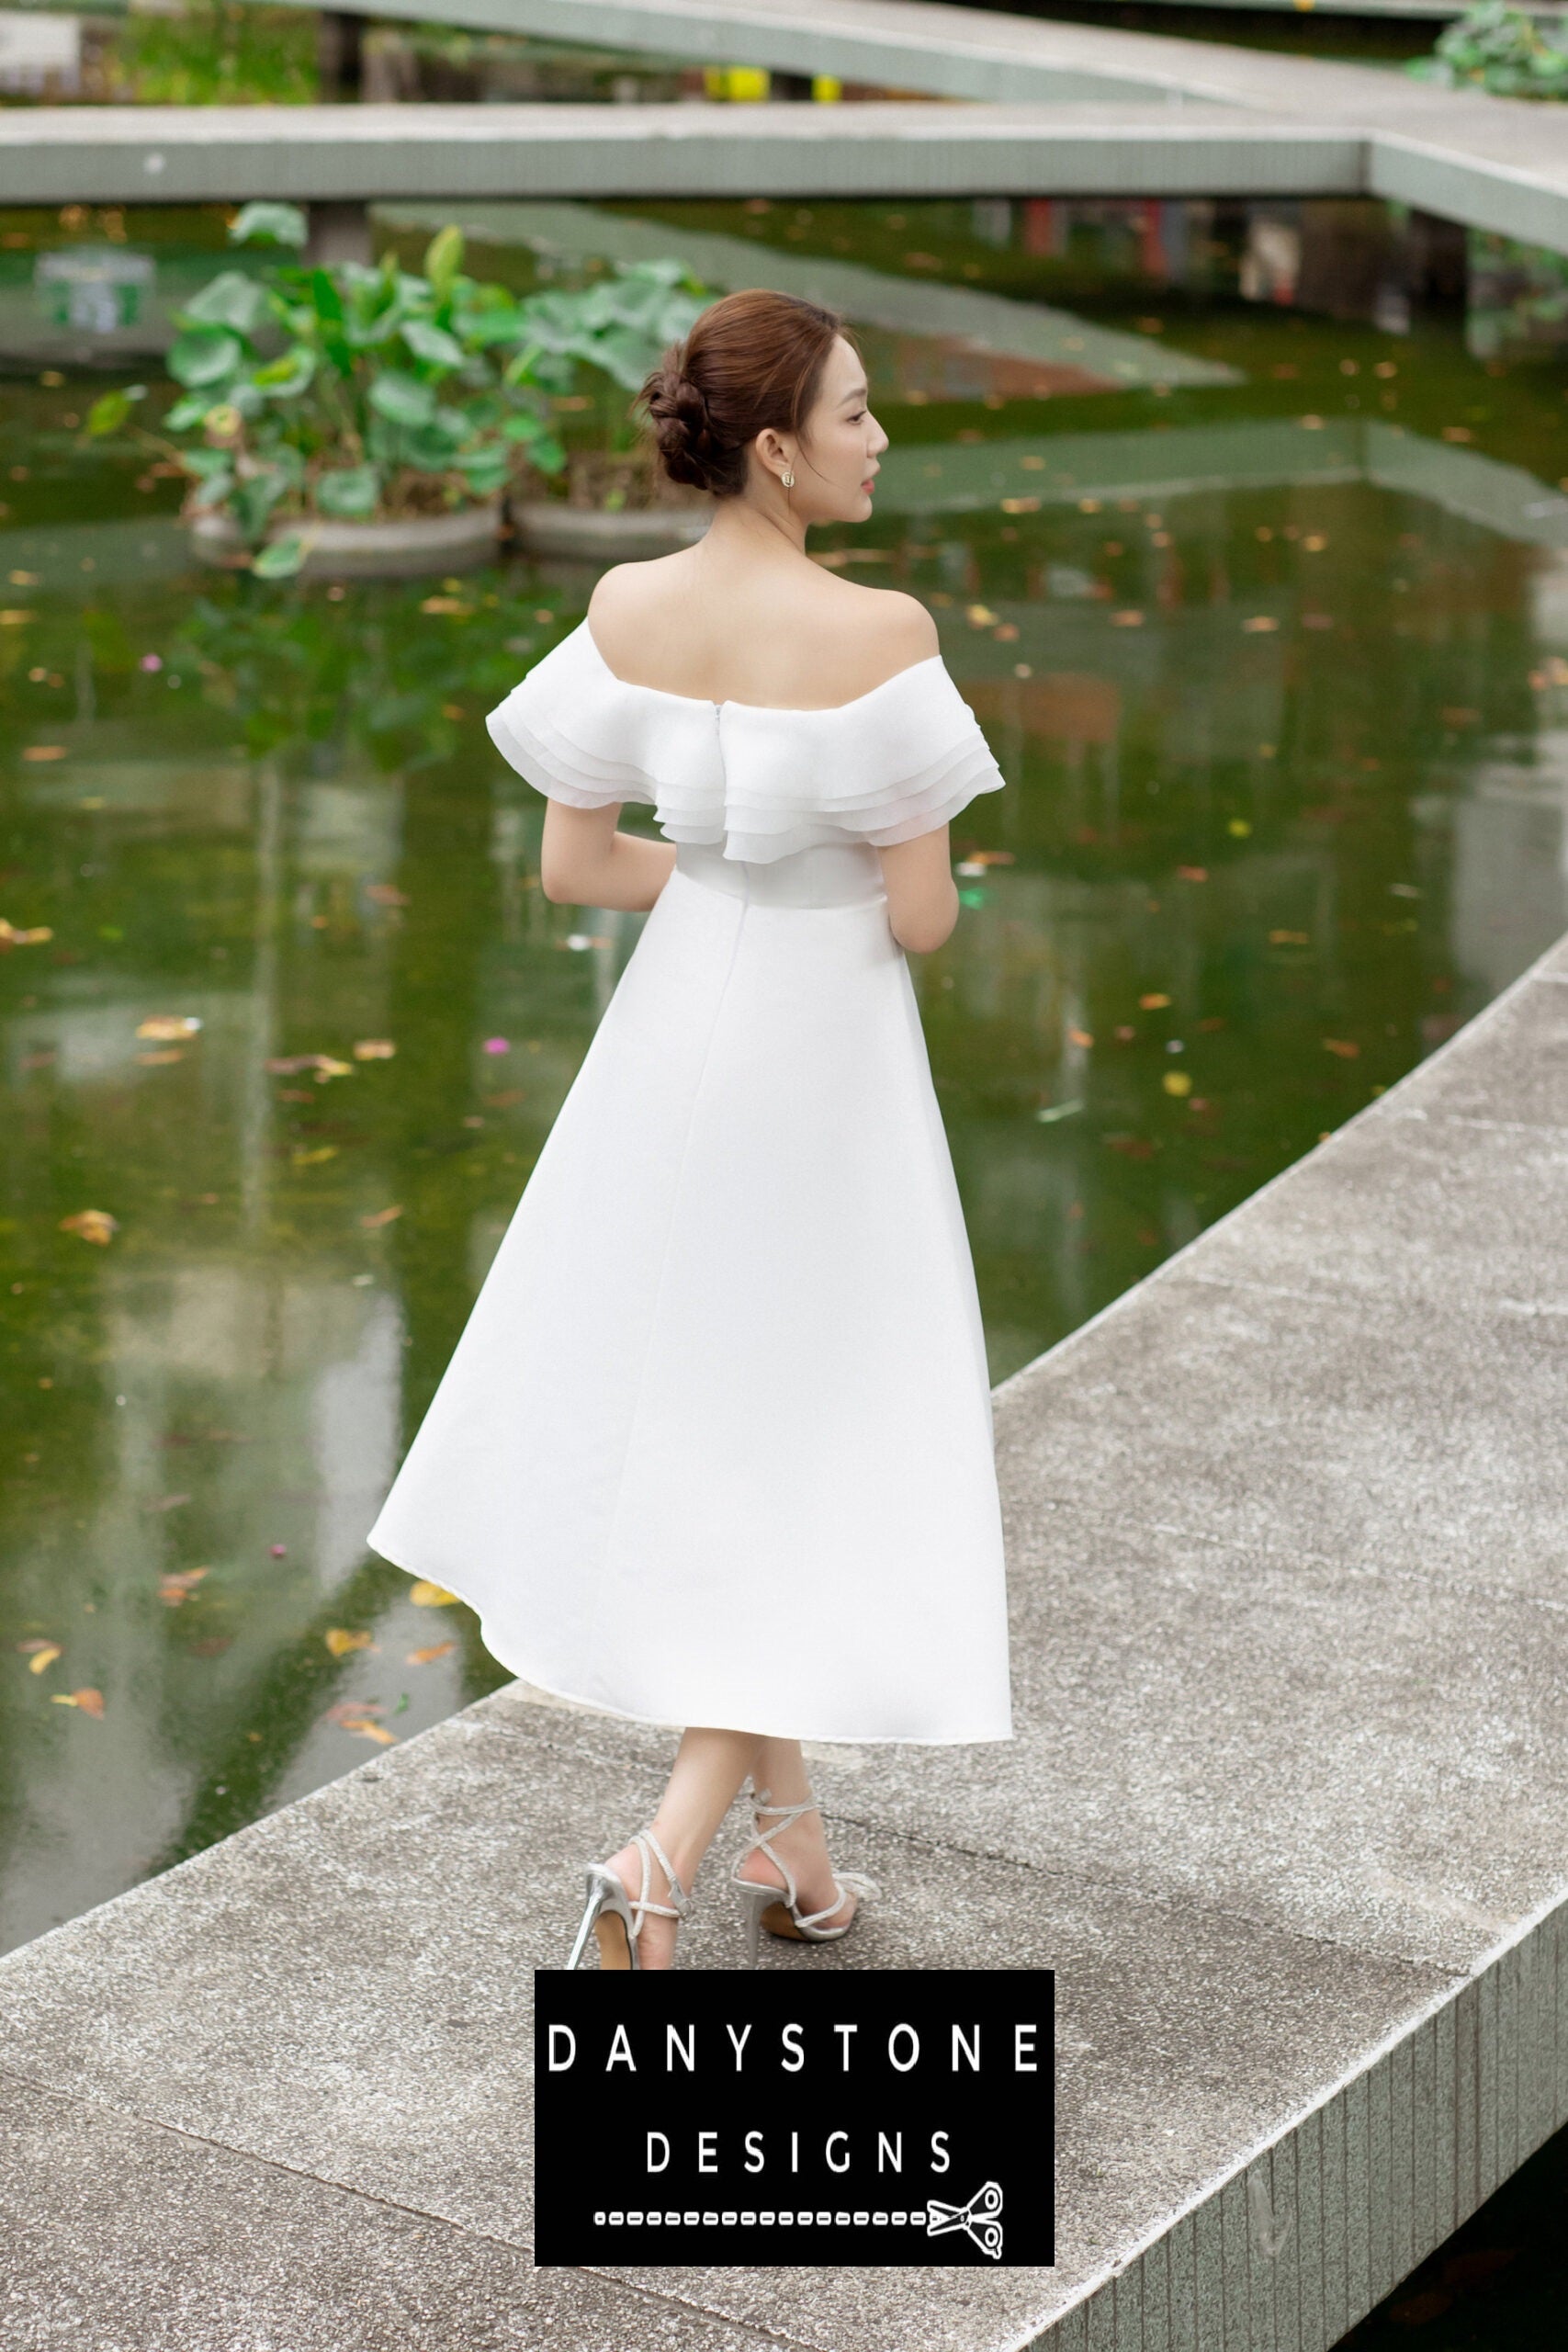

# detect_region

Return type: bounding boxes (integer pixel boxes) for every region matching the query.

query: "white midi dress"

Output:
[367,618,1014,1744]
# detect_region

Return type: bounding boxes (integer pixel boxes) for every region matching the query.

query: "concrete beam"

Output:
[0,101,1371,207]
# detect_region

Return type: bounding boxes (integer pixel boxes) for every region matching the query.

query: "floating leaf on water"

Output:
[1227,819,1252,837]
[360,1204,403,1228]
[59,1209,118,1245]
[1138,992,1171,1011]
[324,1627,374,1657]
[408,1641,457,1664]
[1269,930,1311,945]
[137,1015,202,1041]
[1163,1071,1193,1097]
[410,1581,459,1607]
[311,1058,354,1082]
[1240,616,1279,634]
[1110,610,1145,628]
[964,605,997,628]
[21,745,66,762]
[1323,1037,1360,1057]
[291,1145,339,1167]
[0,918,53,947]
[1177,865,1208,882]
[158,1567,209,1606]
[25,1644,62,1673]
[353,1039,396,1060]
[51,1688,104,1715]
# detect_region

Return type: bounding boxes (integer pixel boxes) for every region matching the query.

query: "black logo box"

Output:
[535,1969,1055,2267]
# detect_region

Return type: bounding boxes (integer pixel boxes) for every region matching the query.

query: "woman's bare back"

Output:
[586,544,938,713]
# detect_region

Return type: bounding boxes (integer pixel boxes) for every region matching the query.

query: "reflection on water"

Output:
[4,203,1568,1957]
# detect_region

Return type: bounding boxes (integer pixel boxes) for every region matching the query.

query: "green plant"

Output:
[112,1,319,106]
[85,204,708,576]
[1407,0,1568,96]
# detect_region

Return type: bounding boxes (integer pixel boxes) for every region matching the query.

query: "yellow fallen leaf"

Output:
[1241,616,1279,634]
[1270,930,1311,944]
[1111,610,1145,628]
[1163,1070,1192,1097]
[138,1047,185,1066]
[0,610,36,626]
[324,1626,374,1657]
[1138,992,1171,1011]
[1322,1037,1360,1058]
[999,497,1040,515]
[360,1204,403,1228]
[22,744,66,762]
[1067,1027,1094,1048]
[137,1015,202,1041]
[28,1645,62,1674]
[964,604,997,628]
[291,1145,338,1167]
[407,1641,457,1664]
[312,1057,354,1081]
[353,1039,396,1060]
[344,1718,397,1745]
[51,1687,104,1715]
[410,1581,459,1607]
[59,1209,118,1245]
[0,918,54,947]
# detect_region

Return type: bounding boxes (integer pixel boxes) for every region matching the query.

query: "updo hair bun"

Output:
[641,357,731,495]
[635,289,851,503]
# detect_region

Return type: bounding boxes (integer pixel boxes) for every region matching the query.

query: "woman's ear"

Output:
[753,425,793,481]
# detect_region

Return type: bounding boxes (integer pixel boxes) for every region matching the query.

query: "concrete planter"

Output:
[510,499,709,560]
[189,500,502,580]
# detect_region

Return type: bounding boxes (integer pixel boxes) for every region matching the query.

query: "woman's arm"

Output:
[539,801,678,911]
[877,825,959,954]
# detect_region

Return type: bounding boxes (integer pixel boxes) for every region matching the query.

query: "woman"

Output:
[367,288,1013,1972]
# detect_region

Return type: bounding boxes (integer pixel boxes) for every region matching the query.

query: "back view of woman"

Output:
[367,288,1014,1970]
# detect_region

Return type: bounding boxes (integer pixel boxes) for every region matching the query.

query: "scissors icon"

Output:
[927,2180,1004,2260]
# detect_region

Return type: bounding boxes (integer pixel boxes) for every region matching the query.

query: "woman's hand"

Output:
[540,801,678,911]
[877,824,960,954]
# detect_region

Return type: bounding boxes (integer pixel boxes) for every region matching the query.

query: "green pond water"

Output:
[2,210,1568,2313]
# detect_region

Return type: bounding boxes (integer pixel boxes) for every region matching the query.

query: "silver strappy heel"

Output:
[728,1784,879,1965]
[567,1826,691,1970]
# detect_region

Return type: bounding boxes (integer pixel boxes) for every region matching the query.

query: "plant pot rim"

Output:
[189,500,502,579]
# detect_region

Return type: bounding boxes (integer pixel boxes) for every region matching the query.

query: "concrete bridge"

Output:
[2,881,1567,2349]
[1,0,1566,253]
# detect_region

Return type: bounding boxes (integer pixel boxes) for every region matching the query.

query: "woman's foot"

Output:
[733,1796,859,1936]
[602,1834,686,1969]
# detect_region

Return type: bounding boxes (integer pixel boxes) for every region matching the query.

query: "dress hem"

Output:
[368,1536,1015,1748]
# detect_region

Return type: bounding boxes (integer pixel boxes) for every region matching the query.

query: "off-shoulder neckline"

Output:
[577,617,943,716]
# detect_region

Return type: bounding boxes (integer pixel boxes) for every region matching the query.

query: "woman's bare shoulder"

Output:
[809,579,941,683]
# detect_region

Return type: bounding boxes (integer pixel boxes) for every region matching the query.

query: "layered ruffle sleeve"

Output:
[485,619,1007,865]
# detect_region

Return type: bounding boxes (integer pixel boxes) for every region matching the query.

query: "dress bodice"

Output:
[485,618,1006,888]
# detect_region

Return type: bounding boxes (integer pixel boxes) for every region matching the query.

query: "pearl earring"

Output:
[781,469,795,489]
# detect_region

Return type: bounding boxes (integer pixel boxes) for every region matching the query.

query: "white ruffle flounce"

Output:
[485,620,1006,864]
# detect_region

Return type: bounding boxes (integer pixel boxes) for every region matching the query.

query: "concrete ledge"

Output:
[2,891,1567,2343]
[0,101,1367,205]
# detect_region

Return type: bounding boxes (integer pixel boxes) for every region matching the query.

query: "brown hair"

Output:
[639,288,853,501]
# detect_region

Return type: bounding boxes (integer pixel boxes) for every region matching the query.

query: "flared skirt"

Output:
[367,864,1012,1743]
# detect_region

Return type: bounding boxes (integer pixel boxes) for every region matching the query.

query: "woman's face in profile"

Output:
[788,335,889,525]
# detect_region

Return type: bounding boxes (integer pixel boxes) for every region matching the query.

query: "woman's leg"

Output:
[604,1725,759,1970]
[733,1736,861,1935]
